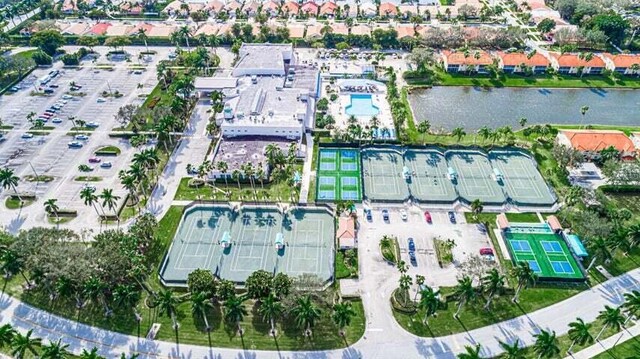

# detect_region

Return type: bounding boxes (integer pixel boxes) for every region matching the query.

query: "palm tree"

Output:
[291,295,322,336]
[80,186,102,217]
[533,329,560,359]
[135,28,149,54]
[79,348,104,359]
[0,324,15,349]
[622,290,640,321]
[224,294,248,334]
[477,126,491,143]
[44,198,60,222]
[99,188,121,222]
[417,285,440,326]
[0,167,21,203]
[511,261,537,303]
[567,317,593,354]
[457,344,482,359]
[157,289,180,333]
[258,292,284,336]
[40,339,70,359]
[579,105,589,129]
[332,301,356,337]
[417,121,431,144]
[452,127,466,142]
[191,291,213,331]
[11,329,41,359]
[518,117,527,127]
[481,268,505,309]
[453,276,476,319]
[470,199,483,220]
[231,169,242,191]
[1,249,31,286]
[498,339,526,359]
[587,237,613,270]
[595,305,625,341]
[398,273,413,306]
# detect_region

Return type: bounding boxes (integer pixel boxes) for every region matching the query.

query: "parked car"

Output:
[100,162,112,169]
[448,211,456,224]
[37,117,49,123]
[400,209,408,221]
[365,209,372,221]
[62,95,73,100]
[86,122,99,128]
[382,209,389,222]
[479,248,494,256]
[9,86,20,92]
[51,117,62,123]
[43,89,54,94]
[82,184,96,191]
[49,84,59,88]
[96,98,106,103]
[408,238,416,252]
[68,141,83,148]
[74,134,89,141]
[424,211,432,224]
[21,133,34,139]
[88,157,101,163]
[408,251,417,265]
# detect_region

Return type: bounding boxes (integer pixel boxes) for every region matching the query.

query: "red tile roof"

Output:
[555,53,605,68]
[282,1,299,14]
[561,130,635,153]
[90,23,111,35]
[499,52,549,67]
[337,217,356,240]
[379,2,398,15]
[301,1,318,14]
[320,1,337,15]
[608,54,640,69]
[444,50,493,66]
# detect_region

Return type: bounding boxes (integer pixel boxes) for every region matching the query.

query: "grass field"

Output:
[593,335,640,359]
[174,177,297,202]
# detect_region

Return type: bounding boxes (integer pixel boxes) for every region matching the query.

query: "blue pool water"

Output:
[345,94,380,116]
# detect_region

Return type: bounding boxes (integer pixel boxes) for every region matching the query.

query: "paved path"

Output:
[568,323,640,359]
[297,133,314,204]
[2,8,40,32]
[1,241,639,358]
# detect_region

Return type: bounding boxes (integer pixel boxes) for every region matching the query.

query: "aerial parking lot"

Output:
[0,46,171,230]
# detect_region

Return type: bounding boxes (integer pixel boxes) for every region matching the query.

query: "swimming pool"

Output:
[345,94,380,116]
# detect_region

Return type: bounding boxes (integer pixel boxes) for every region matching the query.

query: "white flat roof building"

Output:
[232,43,295,77]
[194,77,239,97]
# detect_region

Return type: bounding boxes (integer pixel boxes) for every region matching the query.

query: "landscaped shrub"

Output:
[31,50,52,65]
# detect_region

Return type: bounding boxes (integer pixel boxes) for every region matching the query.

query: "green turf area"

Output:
[505,230,584,281]
[592,336,640,359]
[316,148,362,202]
[5,197,34,209]
[175,175,298,202]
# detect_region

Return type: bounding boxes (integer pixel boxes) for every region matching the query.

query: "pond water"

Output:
[407,86,640,131]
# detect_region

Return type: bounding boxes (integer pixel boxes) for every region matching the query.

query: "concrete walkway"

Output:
[1,253,640,358]
[568,323,640,359]
[298,133,315,204]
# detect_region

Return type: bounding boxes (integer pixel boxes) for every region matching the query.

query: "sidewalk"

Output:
[568,323,640,359]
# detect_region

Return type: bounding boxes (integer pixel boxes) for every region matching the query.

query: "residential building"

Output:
[301,1,319,16]
[263,0,280,17]
[320,1,338,17]
[337,216,357,249]
[305,24,324,40]
[379,2,398,17]
[605,54,640,75]
[556,130,637,161]
[282,1,299,15]
[441,50,493,74]
[553,53,606,75]
[497,51,550,74]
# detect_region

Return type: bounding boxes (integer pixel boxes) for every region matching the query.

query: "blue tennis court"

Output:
[342,177,358,186]
[341,162,358,171]
[528,260,541,273]
[318,190,335,199]
[342,190,359,200]
[341,150,357,159]
[551,261,574,274]
[320,162,336,171]
[510,240,532,252]
[541,241,563,253]
[319,177,335,186]
[320,151,336,159]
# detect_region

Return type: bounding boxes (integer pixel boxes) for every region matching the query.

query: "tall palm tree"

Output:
[291,295,322,336]
[80,186,102,217]
[258,292,284,336]
[579,105,589,128]
[481,268,505,309]
[477,126,491,143]
[533,329,560,359]
[224,294,248,334]
[587,237,613,270]
[567,317,593,354]
[79,347,105,359]
[595,305,625,341]
[623,290,640,321]
[99,188,121,222]
[136,28,149,53]
[44,198,60,222]
[498,339,526,359]
[0,167,21,202]
[453,276,476,319]
[418,285,440,326]
[457,344,482,359]
[216,161,229,191]
[398,273,413,306]
[470,199,483,219]
[11,329,41,359]
[0,324,15,349]
[157,289,180,332]
[231,169,242,192]
[417,120,431,144]
[511,261,537,303]
[191,291,213,331]
[332,301,356,337]
[40,339,70,359]
[452,127,466,142]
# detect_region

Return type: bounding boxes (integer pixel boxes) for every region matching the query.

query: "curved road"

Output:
[1,256,638,358]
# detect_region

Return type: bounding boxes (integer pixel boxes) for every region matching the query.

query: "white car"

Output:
[400,209,408,221]
[62,95,73,100]
[97,98,106,103]
[21,133,34,139]
[52,118,63,123]
[75,134,89,141]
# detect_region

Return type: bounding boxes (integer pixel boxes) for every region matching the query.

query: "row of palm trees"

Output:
[457,290,640,358]
[0,324,138,359]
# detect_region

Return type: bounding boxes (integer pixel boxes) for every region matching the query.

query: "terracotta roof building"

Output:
[305,24,323,40]
[205,0,224,13]
[442,50,494,73]
[557,130,637,160]
[282,1,299,15]
[337,217,357,249]
[607,54,640,75]
[379,2,398,17]
[330,22,349,35]
[287,24,305,38]
[300,1,319,16]
[319,1,338,16]
[553,53,606,75]
[498,51,550,74]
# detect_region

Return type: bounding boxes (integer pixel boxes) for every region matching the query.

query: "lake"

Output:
[407,86,640,131]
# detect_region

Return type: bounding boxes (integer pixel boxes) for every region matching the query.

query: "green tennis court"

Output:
[446,150,505,205]
[405,149,457,203]
[160,205,335,285]
[361,147,411,202]
[489,151,557,207]
[504,230,584,281]
[316,148,363,202]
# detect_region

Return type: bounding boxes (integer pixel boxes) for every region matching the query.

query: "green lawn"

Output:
[175,176,298,203]
[0,50,36,91]
[504,212,541,223]
[5,197,34,209]
[336,250,358,279]
[429,70,640,89]
[592,335,640,359]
